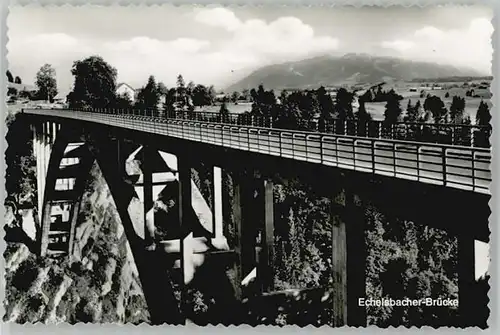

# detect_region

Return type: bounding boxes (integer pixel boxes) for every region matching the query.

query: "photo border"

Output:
[0,0,497,334]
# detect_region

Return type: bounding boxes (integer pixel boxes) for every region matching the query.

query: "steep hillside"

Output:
[4,162,150,324]
[226,53,484,92]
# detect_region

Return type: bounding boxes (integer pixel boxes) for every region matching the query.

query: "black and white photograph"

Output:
[3,2,493,328]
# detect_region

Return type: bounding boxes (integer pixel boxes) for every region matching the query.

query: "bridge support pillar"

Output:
[230,171,244,300]
[34,120,56,246]
[331,189,366,327]
[258,178,274,293]
[142,145,155,248]
[458,234,476,327]
[213,166,223,238]
[177,155,192,320]
[33,124,43,223]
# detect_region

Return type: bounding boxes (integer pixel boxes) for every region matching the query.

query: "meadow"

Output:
[365,81,492,122]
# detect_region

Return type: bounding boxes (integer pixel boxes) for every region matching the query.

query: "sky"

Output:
[7,4,494,96]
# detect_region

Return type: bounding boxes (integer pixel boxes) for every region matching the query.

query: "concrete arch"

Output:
[35,125,182,324]
[36,126,261,324]
[86,134,184,324]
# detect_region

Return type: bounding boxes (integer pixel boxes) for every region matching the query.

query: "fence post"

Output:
[471,150,476,191]
[371,140,375,173]
[442,147,447,186]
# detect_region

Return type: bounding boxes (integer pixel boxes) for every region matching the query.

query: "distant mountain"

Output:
[226,53,485,92]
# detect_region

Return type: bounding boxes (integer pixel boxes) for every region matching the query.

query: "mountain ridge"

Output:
[226,53,485,92]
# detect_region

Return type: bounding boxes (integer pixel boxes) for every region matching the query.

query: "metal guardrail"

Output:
[32,107,491,147]
[160,110,491,148]
[24,109,492,194]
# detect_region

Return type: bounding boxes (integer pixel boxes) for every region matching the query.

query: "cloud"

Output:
[7,32,95,95]
[380,18,493,74]
[381,40,415,52]
[105,37,210,55]
[193,9,340,68]
[194,7,242,31]
[8,8,341,92]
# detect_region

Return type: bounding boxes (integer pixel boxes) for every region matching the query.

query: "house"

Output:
[116,83,137,102]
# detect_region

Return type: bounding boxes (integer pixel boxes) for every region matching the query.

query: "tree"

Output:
[6,70,13,83]
[186,81,195,96]
[5,114,36,207]
[157,82,168,95]
[136,75,160,110]
[7,87,18,97]
[175,74,190,110]
[445,92,450,98]
[176,74,185,91]
[384,94,402,124]
[250,85,277,118]
[115,92,133,109]
[355,99,372,136]
[35,64,58,102]
[219,102,230,119]
[241,89,250,101]
[476,100,491,126]
[191,84,212,108]
[449,96,466,124]
[164,88,177,115]
[67,56,117,109]
[19,89,35,100]
[231,91,240,104]
[208,86,216,105]
[334,88,354,120]
[423,95,448,123]
[405,100,421,122]
[356,99,372,122]
[14,76,22,84]
[316,86,335,128]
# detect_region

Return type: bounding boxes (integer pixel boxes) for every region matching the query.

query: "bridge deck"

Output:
[25,109,491,194]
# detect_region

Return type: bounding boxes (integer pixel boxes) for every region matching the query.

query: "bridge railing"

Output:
[55,107,490,148]
[25,109,491,194]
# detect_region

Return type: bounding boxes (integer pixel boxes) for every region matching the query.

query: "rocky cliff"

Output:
[4,161,150,324]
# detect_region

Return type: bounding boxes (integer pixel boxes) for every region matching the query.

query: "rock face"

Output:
[3,161,150,324]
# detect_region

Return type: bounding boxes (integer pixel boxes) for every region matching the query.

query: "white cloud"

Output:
[195,10,340,69]
[380,18,493,74]
[381,40,415,52]
[7,32,94,95]
[8,8,341,92]
[194,7,242,31]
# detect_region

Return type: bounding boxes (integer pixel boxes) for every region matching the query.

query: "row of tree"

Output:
[65,56,218,112]
[43,55,491,132]
[6,65,58,102]
[6,70,22,84]
[238,84,491,130]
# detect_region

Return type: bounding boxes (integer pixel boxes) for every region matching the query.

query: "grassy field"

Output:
[365,81,492,122]
[200,102,252,114]
[12,80,491,124]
